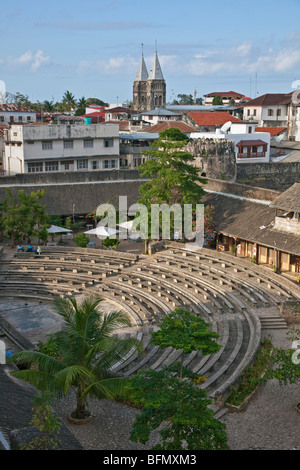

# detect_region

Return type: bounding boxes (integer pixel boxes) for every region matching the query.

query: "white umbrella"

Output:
[47,225,72,233]
[118,220,134,230]
[84,226,119,238]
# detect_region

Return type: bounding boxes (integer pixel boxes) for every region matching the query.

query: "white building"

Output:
[0,104,36,125]
[190,121,271,163]
[3,123,120,175]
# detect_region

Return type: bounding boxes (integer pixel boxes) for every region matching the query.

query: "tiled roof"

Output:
[241,93,293,107]
[188,112,243,126]
[0,103,35,113]
[236,139,268,147]
[144,121,198,133]
[0,123,9,136]
[204,91,244,98]
[104,120,131,131]
[255,127,287,136]
[269,183,300,212]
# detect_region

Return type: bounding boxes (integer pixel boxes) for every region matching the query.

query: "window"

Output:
[247,109,250,116]
[119,158,128,167]
[77,159,88,170]
[253,109,257,116]
[249,126,252,134]
[104,139,114,148]
[84,139,93,148]
[9,116,14,123]
[45,161,59,172]
[103,159,116,169]
[27,140,34,144]
[0,116,4,122]
[27,116,31,122]
[28,162,43,173]
[277,109,281,117]
[268,109,274,116]
[18,116,22,122]
[42,141,53,150]
[64,140,73,149]
[92,160,99,170]
[61,160,73,171]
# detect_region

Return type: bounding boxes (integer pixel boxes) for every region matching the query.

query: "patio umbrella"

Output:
[84,226,120,238]
[47,225,72,233]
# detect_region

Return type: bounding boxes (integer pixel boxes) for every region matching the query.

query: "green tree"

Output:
[13,92,32,108]
[102,237,120,250]
[137,128,206,244]
[127,309,227,450]
[43,100,55,112]
[128,365,229,450]
[151,308,220,382]
[212,95,223,105]
[0,188,48,246]
[9,295,143,420]
[62,90,77,112]
[86,98,107,107]
[21,392,62,450]
[74,96,87,116]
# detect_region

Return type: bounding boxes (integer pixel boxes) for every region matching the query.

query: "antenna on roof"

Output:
[141,43,144,56]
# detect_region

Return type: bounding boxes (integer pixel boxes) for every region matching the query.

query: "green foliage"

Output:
[138,128,206,215]
[127,365,229,450]
[102,237,120,250]
[151,308,220,356]
[212,95,223,105]
[171,94,203,106]
[9,296,143,420]
[226,338,273,407]
[0,188,48,246]
[265,328,300,387]
[21,392,62,450]
[74,233,89,247]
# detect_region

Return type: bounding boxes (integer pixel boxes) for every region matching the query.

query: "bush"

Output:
[74,233,89,247]
[102,237,120,250]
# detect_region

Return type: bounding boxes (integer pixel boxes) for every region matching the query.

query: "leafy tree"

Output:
[86,98,107,107]
[9,296,143,420]
[127,309,227,450]
[128,365,229,450]
[21,392,62,450]
[151,308,220,382]
[13,92,32,108]
[138,128,206,208]
[137,128,206,243]
[212,95,223,105]
[171,94,203,106]
[0,188,48,246]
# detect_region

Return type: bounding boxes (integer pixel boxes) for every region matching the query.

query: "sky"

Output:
[0,0,300,105]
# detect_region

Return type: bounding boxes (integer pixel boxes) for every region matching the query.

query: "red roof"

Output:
[204,91,245,98]
[188,112,243,126]
[145,121,198,133]
[255,127,287,136]
[236,139,268,147]
[82,112,105,118]
[241,93,293,107]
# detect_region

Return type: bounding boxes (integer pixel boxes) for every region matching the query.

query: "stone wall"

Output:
[236,162,300,191]
[185,138,236,180]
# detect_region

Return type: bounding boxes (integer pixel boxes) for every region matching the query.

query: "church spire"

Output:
[135,45,148,81]
[148,49,164,80]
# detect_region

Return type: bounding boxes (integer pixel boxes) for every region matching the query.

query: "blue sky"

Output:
[0,0,300,104]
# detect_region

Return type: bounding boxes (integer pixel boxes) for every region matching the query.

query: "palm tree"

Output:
[62,90,77,112]
[9,295,143,421]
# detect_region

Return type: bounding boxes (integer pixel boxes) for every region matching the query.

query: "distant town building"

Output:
[203,91,249,106]
[0,104,36,125]
[3,123,120,175]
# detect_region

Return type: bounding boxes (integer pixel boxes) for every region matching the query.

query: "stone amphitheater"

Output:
[1,243,300,422]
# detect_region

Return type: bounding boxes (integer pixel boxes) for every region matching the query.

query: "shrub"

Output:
[74,233,89,247]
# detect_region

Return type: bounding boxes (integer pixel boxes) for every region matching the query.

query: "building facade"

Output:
[3,123,120,175]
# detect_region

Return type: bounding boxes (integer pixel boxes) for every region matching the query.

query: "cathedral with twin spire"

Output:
[133,49,166,112]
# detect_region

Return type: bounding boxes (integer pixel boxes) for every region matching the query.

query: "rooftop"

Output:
[269,183,300,212]
[188,111,243,126]
[143,121,197,133]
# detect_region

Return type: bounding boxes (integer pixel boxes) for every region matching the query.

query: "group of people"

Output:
[17,243,41,255]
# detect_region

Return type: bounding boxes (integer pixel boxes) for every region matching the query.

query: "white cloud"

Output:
[4,50,50,71]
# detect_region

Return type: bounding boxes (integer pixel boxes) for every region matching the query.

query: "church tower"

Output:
[133,48,166,112]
